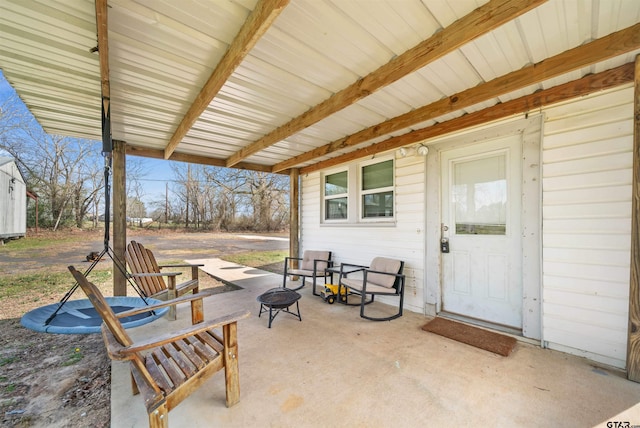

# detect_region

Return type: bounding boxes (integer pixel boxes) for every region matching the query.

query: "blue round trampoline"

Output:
[21,297,168,334]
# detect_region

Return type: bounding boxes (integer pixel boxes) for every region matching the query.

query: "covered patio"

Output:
[110,258,640,427]
[3,0,640,413]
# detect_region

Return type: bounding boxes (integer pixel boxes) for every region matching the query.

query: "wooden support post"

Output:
[289,169,299,262]
[113,140,127,296]
[223,322,241,407]
[629,54,640,382]
[166,276,177,321]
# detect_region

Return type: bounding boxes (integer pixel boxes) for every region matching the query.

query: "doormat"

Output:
[421,317,517,356]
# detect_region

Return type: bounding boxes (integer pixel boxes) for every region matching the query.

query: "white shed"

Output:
[0,157,27,240]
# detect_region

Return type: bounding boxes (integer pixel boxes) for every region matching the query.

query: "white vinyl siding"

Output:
[541,85,633,369]
[300,153,425,313]
[300,84,633,371]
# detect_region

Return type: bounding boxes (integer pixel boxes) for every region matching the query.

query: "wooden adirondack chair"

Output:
[126,240,203,321]
[67,266,250,428]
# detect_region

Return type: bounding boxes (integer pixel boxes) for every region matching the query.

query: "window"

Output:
[324,170,348,220]
[321,158,395,224]
[361,159,394,219]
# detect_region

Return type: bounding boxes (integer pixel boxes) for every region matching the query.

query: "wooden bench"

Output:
[126,240,203,321]
[68,266,250,428]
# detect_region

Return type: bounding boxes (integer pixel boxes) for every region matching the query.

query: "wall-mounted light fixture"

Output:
[396,143,429,158]
[396,147,410,158]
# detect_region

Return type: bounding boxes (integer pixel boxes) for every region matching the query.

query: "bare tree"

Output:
[204,168,246,230]
[246,172,289,231]
[1,93,106,230]
[163,162,289,232]
[72,154,105,228]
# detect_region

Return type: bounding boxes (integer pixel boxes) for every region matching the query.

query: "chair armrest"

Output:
[284,256,303,273]
[338,263,368,276]
[117,310,250,356]
[130,272,181,278]
[115,289,219,318]
[284,256,303,265]
[158,263,204,269]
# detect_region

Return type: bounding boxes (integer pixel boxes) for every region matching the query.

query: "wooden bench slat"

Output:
[197,330,224,353]
[153,348,187,389]
[144,354,173,394]
[174,339,206,370]
[189,334,218,361]
[130,361,164,412]
[164,343,197,378]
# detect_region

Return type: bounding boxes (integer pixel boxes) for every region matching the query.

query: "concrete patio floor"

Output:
[111,258,640,427]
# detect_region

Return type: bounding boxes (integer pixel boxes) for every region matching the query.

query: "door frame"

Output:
[424,115,542,340]
[440,136,523,329]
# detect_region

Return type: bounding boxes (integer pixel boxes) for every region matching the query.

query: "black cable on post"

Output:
[44,96,152,326]
[101,93,112,254]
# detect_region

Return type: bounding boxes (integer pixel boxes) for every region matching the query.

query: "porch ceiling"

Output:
[1,0,639,175]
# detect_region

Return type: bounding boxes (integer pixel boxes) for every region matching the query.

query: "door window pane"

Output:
[453,154,506,235]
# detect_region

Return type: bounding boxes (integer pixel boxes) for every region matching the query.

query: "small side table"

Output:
[325,264,365,305]
[257,288,302,328]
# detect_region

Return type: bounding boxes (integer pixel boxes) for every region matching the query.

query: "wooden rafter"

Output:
[127,145,285,175]
[95,0,111,152]
[95,0,109,99]
[163,0,290,160]
[281,22,640,173]
[300,62,635,175]
[225,0,547,168]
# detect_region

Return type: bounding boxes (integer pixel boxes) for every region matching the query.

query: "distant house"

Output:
[0,157,27,240]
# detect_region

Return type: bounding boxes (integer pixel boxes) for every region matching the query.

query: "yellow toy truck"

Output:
[320,284,348,304]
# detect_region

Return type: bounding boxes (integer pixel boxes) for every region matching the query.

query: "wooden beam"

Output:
[95,0,126,295]
[300,62,635,175]
[112,141,127,296]
[96,0,112,153]
[281,22,640,173]
[163,0,289,159]
[95,0,109,100]
[226,0,547,168]
[127,144,288,175]
[289,169,299,260]
[628,54,640,382]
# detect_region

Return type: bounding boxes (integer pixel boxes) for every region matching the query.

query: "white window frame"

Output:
[359,157,395,222]
[320,156,396,225]
[322,168,349,223]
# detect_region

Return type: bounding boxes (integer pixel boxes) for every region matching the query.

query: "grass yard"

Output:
[0,229,287,427]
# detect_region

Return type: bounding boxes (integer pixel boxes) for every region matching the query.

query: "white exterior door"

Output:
[441,135,523,328]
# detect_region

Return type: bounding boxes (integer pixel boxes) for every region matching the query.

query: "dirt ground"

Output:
[0,229,287,427]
